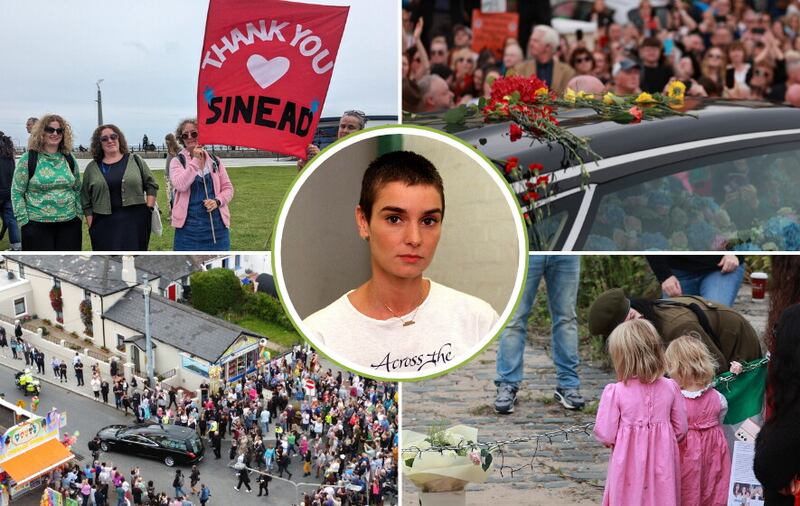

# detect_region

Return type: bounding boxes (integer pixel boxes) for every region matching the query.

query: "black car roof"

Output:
[123,423,198,439]
[408,99,800,174]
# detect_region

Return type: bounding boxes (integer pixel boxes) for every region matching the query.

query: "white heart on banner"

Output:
[246,54,291,89]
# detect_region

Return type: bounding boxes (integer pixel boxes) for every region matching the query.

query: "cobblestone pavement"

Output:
[402,287,769,505]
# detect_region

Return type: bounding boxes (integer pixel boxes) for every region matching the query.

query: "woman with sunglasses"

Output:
[570,47,596,77]
[12,114,82,250]
[450,47,476,103]
[297,111,368,170]
[80,124,158,251]
[170,118,233,251]
[700,47,728,97]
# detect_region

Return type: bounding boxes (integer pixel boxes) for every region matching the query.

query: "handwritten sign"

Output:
[197,0,349,158]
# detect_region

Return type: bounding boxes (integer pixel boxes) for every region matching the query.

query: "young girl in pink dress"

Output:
[594,319,688,506]
[665,335,732,506]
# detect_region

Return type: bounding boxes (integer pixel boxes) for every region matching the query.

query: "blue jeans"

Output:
[495,255,581,389]
[1,200,20,246]
[667,265,745,308]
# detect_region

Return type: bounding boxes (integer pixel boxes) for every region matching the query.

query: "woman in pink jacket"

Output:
[170,118,233,250]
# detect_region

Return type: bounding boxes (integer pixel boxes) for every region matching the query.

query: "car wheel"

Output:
[100,442,109,452]
[164,456,175,467]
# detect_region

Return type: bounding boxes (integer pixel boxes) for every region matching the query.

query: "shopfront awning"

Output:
[1,438,74,485]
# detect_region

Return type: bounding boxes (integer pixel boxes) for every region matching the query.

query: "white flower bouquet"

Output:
[402,424,493,505]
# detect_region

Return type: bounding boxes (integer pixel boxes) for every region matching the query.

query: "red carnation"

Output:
[509,123,523,142]
[504,156,519,174]
[629,106,643,124]
[536,175,550,185]
[528,163,544,173]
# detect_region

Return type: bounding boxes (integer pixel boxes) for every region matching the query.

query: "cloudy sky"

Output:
[0,0,399,148]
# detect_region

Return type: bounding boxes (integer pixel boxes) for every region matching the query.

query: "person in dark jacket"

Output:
[0,133,20,250]
[257,472,271,496]
[589,288,763,373]
[234,466,251,492]
[754,304,800,506]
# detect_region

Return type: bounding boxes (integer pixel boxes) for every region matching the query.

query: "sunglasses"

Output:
[44,126,64,135]
[181,131,199,140]
[100,133,119,143]
[707,53,723,59]
[754,69,772,77]
[575,56,593,63]
[431,49,446,55]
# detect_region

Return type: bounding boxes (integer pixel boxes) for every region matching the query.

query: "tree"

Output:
[189,268,242,315]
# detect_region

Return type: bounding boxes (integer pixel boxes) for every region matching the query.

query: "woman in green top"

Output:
[12,114,82,250]
[81,124,158,251]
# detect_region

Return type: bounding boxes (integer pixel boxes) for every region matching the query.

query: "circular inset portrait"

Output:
[273,126,527,380]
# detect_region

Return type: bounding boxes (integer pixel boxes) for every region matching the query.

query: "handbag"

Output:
[133,154,163,236]
[150,202,163,236]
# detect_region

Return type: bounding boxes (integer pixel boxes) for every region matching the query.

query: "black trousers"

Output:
[21,218,82,251]
[236,476,251,491]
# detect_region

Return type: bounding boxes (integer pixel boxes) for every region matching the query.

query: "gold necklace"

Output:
[375,283,425,327]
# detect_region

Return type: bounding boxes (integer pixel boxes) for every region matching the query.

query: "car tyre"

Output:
[100,442,109,452]
[164,456,175,467]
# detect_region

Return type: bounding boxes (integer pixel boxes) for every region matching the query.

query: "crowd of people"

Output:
[0,115,233,252]
[40,345,398,506]
[402,0,800,112]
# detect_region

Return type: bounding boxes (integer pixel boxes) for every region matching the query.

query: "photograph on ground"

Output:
[0,255,397,506]
[0,0,399,252]
[402,254,798,506]
[402,3,800,251]
[273,126,527,380]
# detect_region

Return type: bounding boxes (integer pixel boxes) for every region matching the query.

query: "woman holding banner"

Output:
[169,118,233,251]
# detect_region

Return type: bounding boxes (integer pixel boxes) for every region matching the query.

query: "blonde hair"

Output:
[27,114,74,154]
[608,319,665,384]
[665,335,717,388]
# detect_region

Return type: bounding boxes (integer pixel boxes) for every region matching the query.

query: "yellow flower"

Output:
[635,92,654,103]
[667,80,686,106]
[603,92,616,105]
[576,90,594,100]
[535,87,549,97]
[564,88,577,103]
[667,80,686,98]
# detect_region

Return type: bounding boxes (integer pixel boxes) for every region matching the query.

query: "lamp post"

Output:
[96,79,104,126]
[143,275,155,387]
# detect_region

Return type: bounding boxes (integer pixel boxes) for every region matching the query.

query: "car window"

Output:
[121,435,153,445]
[160,438,188,451]
[185,436,202,454]
[583,144,800,250]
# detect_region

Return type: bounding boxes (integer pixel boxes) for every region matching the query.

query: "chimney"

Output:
[121,256,137,285]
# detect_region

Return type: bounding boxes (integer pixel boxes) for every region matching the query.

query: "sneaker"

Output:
[494,383,518,414]
[554,388,585,410]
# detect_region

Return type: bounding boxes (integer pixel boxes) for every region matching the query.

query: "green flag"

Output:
[714,357,769,425]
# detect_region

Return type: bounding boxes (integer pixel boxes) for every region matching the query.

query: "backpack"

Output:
[27,150,76,179]
[176,152,220,172]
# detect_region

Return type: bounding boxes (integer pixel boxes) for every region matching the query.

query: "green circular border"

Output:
[270,123,529,382]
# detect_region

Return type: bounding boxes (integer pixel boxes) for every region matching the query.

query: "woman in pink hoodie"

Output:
[170,118,233,250]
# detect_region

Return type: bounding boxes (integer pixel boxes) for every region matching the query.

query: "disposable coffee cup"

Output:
[751,272,768,300]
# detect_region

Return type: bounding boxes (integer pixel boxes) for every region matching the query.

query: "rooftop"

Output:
[103,287,264,363]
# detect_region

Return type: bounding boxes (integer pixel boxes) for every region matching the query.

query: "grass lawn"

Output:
[0,165,297,251]
[232,316,303,350]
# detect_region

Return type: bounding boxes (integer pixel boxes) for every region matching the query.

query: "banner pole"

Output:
[200,165,217,244]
